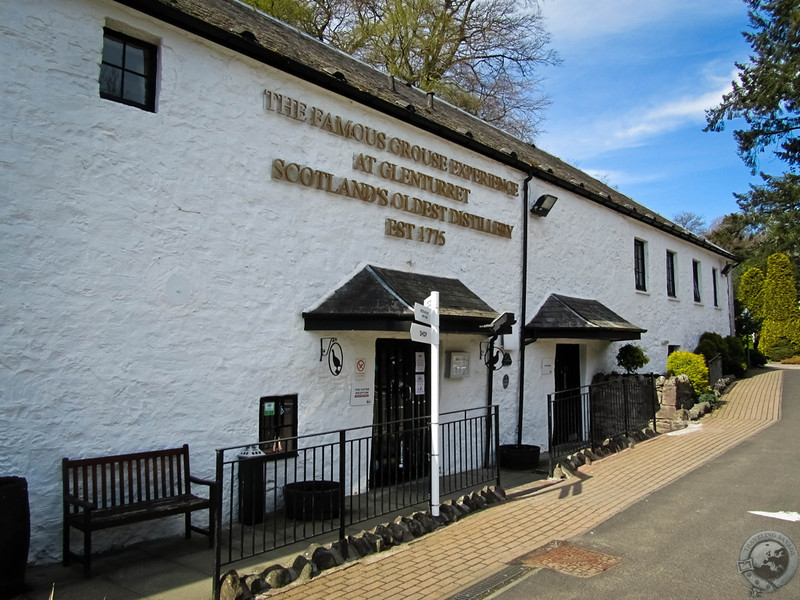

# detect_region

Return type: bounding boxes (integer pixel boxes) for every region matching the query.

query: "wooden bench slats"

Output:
[66,495,211,530]
[63,454,206,510]
[63,444,215,578]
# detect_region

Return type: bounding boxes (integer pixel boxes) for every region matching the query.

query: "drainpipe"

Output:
[486,333,499,406]
[485,332,498,469]
[517,171,535,446]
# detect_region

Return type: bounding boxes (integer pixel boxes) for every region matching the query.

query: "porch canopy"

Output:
[303,265,506,334]
[525,294,646,342]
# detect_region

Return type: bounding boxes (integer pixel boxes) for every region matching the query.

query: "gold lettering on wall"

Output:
[263,89,519,198]
[272,158,513,241]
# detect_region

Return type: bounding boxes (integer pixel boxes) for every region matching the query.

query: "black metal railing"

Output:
[547,375,658,474]
[212,405,499,598]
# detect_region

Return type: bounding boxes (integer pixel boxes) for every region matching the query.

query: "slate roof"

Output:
[114,0,733,260]
[302,265,499,333]
[526,294,646,341]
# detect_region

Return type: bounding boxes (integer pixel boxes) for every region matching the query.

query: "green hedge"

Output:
[694,332,746,377]
[667,351,710,395]
[759,254,800,359]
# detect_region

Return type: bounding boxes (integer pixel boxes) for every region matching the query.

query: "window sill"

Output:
[635,289,650,296]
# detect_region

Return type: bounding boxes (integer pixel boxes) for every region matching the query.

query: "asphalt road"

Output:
[491,368,800,600]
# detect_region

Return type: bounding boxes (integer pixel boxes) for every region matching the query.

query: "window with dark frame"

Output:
[634,239,647,291]
[692,260,702,302]
[712,267,719,307]
[99,28,157,111]
[258,395,298,459]
[666,250,677,298]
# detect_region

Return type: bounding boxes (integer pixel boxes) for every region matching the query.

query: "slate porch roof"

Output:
[303,265,501,334]
[526,294,646,342]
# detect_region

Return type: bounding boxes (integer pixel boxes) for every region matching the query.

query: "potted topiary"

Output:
[616,344,649,374]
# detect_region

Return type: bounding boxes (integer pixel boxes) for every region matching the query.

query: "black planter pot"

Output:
[498,445,540,470]
[0,477,29,600]
[284,481,340,521]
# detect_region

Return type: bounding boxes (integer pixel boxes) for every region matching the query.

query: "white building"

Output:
[0,0,735,563]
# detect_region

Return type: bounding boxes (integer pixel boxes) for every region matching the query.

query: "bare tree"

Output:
[672,211,707,236]
[248,0,558,140]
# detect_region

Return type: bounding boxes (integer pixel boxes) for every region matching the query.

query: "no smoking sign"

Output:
[355,358,367,378]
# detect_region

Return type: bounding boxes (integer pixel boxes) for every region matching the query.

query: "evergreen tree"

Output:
[737,265,767,322]
[737,253,800,359]
[759,253,800,358]
[705,0,800,276]
[705,0,800,172]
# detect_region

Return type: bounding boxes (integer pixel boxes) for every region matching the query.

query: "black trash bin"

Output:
[0,476,29,600]
[237,446,265,525]
[498,444,540,470]
[284,481,340,521]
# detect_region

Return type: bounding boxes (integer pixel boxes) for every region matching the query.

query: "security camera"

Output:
[488,312,516,335]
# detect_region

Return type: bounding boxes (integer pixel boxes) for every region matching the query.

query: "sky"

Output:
[535,0,768,229]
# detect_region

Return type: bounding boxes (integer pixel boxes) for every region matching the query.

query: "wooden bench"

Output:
[62,444,216,577]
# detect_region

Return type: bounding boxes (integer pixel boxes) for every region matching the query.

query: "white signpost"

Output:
[412,292,440,517]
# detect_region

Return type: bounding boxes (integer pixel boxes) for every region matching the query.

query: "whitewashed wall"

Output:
[520,181,733,448]
[0,0,524,562]
[0,0,733,563]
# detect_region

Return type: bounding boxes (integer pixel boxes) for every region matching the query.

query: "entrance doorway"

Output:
[553,343,582,445]
[370,339,430,487]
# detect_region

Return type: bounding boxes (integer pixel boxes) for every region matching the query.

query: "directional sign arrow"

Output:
[410,322,438,345]
[414,302,432,325]
[410,322,431,344]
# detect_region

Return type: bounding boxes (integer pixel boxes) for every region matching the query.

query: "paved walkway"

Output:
[262,368,784,600]
[20,368,784,600]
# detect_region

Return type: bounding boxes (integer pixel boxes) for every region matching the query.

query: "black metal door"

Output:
[370,339,430,487]
[553,344,582,444]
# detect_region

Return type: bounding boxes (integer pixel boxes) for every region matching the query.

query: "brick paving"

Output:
[262,369,783,600]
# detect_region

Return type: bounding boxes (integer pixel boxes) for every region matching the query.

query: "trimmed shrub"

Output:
[616,344,649,374]
[749,348,768,367]
[694,332,727,365]
[724,336,747,377]
[759,254,800,358]
[762,337,800,362]
[695,332,725,356]
[694,332,746,378]
[781,356,800,365]
[667,351,710,395]
[697,391,718,408]
[737,267,766,321]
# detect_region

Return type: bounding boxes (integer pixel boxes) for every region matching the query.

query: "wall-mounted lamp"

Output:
[530,194,558,217]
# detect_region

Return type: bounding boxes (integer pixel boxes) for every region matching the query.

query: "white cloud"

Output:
[583,167,663,188]
[610,77,734,147]
[541,69,737,160]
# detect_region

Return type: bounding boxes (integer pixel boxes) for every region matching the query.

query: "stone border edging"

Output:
[219,485,507,600]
